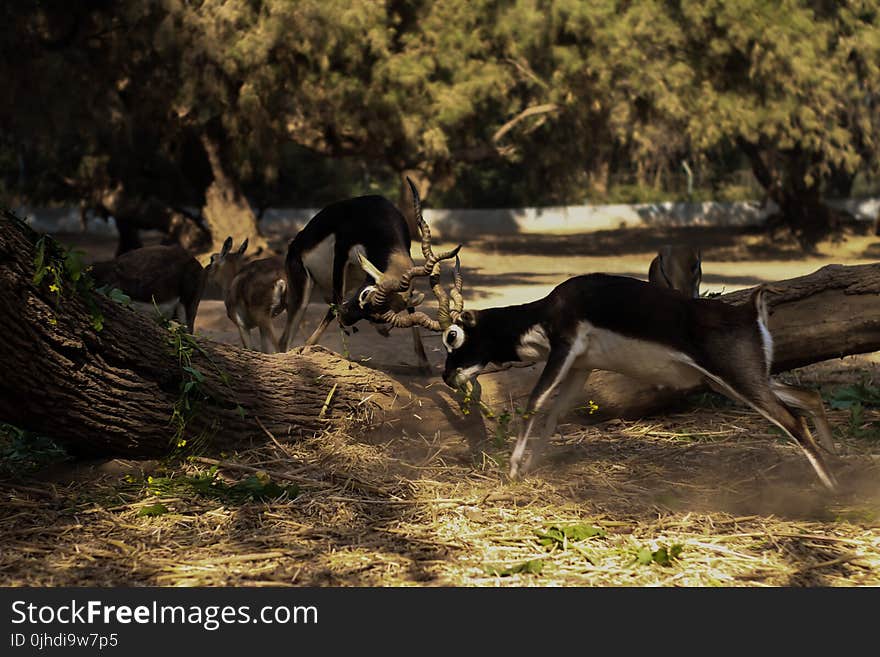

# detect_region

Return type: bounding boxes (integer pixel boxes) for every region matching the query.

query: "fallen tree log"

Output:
[0,211,394,458]
[581,262,880,420]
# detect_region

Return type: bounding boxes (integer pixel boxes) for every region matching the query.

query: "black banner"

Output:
[0,587,865,654]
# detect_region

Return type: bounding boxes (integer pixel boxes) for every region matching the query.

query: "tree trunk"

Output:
[737,138,836,248]
[199,132,269,260]
[0,211,394,459]
[93,183,209,255]
[581,263,880,420]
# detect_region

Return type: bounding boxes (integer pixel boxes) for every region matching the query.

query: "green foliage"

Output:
[826,380,880,409]
[145,467,299,504]
[158,317,246,455]
[0,423,69,476]
[32,235,105,331]
[844,403,880,441]
[493,410,512,448]
[635,543,684,567]
[165,321,229,454]
[94,285,131,306]
[3,1,879,230]
[137,503,169,517]
[485,558,545,577]
[536,523,606,549]
[824,379,880,441]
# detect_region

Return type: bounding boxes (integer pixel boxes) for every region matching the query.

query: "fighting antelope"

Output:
[278,180,459,371]
[435,271,838,490]
[208,237,288,353]
[89,244,208,334]
[649,245,702,298]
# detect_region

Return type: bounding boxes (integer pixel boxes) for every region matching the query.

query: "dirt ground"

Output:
[1,224,879,586]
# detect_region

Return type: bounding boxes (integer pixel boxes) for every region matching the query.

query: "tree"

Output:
[678,1,880,244]
[0,2,266,255]
[2,1,878,246]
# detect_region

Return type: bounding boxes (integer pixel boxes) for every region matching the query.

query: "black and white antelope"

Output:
[278,180,459,371]
[648,245,702,298]
[89,244,208,334]
[208,237,288,353]
[433,270,838,490]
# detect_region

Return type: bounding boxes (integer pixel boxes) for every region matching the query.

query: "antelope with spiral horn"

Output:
[278,178,460,371]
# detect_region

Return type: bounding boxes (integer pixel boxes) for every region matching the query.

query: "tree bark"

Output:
[582,263,880,420]
[0,212,394,459]
[199,132,269,259]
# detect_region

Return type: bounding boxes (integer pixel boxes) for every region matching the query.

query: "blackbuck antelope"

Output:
[435,272,838,490]
[89,244,208,334]
[208,237,288,353]
[278,180,460,371]
[649,245,702,298]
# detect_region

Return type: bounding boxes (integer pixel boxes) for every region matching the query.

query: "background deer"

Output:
[649,245,702,297]
[89,244,208,333]
[208,237,287,353]
[278,179,458,372]
[434,269,838,491]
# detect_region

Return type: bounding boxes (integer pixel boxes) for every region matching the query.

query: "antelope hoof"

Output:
[508,452,532,480]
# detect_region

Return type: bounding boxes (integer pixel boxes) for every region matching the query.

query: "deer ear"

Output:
[238,238,249,255]
[460,310,478,327]
[221,236,233,257]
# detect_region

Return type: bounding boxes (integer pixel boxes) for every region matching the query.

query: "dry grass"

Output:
[2,360,879,587]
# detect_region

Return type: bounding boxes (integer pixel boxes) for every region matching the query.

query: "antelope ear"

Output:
[237,238,249,255]
[220,236,233,257]
[460,310,478,327]
[409,291,425,307]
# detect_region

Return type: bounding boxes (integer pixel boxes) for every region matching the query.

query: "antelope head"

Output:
[648,245,702,298]
[342,178,463,332]
[207,236,248,290]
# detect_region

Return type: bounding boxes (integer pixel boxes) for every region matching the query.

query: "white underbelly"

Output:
[301,237,367,302]
[579,324,704,389]
[301,235,336,297]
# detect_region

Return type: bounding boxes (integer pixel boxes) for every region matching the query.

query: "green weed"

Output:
[145,466,299,504]
[634,543,683,567]
[0,423,69,475]
[485,559,544,577]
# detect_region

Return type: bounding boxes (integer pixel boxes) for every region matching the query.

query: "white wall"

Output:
[17,197,879,239]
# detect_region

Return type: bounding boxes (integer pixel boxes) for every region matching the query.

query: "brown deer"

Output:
[208,237,287,353]
[648,245,702,298]
[89,244,207,333]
